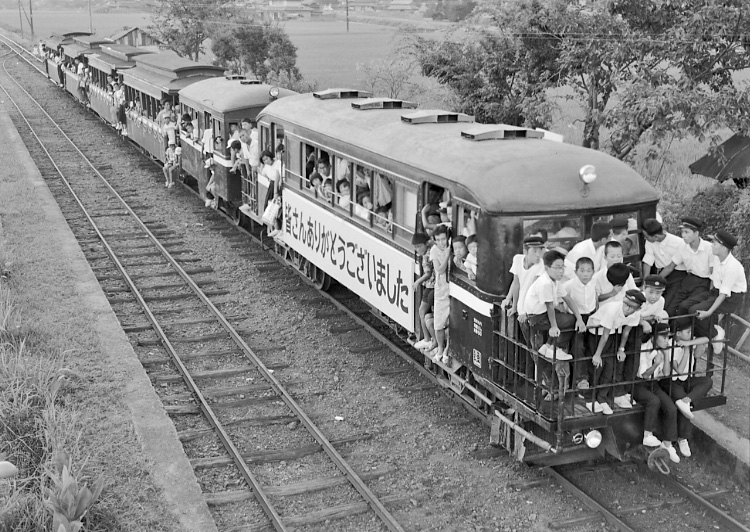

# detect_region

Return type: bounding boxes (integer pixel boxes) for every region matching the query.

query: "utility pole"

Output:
[346,0,349,32]
[88,0,93,34]
[28,0,34,43]
[18,0,23,38]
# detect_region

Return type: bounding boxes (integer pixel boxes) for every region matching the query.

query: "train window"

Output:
[353,165,373,223]
[457,204,478,238]
[372,172,393,233]
[393,181,417,242]
[593,212,641,259]
[287,140,302,187]
[333,156,352,213]
[272,124,284,149]
[523,216,583,252]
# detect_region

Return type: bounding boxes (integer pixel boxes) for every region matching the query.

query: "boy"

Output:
[681,230,747,339]
[163,141,178,189]
[337,180,351,209]
[563,256,597,390]
[593,242,637,303]
[633,323,681,461]
[660,317,714,459]
[464,235,478,281]
[412,233,436,353]
[525,250,587,361]
[503,236,546,345]
[639,274,669,336]
[610,216,637,256]
[429,225,451,364]
[660,217,713,315]
[641,218,687,305]
[565,221,611,275]
[587,289,646,414]
[452,236,468,271]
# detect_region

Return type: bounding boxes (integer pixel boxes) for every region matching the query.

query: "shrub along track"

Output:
[2,36,750,532]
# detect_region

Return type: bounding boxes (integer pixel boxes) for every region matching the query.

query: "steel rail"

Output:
[0,42,406,532]
[545,466,637,532]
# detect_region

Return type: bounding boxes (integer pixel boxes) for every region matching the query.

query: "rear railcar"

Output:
[60,35,111,103]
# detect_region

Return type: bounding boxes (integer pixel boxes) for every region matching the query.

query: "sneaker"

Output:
[675,398,694,419]
[428,347,440,363]
[268,229,281,238]
[614,395,633,409]
[678,438,692,457]
[662,442,680,463]
[586,401,603,414]
[205,199,212,207]
[414,339,431,350]
[600,403,614,415]
[441,353,450,365]
[643,432,662,447]
[538,344,550,357]
[422,340,437,353]
[712,325,725,354]
[407,335,417,346]
[543,346,573,361]
[576,380,590,390]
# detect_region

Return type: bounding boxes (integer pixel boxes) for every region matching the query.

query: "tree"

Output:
[211,21,301,82]
[150,0,229,61]
[356,53,422,100]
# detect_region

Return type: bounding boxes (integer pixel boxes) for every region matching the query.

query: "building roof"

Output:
[108,26,162,44]
[179,77,297,114]
[259,93,659,215]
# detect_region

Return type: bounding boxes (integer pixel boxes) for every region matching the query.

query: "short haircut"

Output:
[260,149,273,161]
[576,256,594,270]
[604,241,623,255]
[466,234,477,246]
[275,143,284,154]
[230,140,242,151]
[433,224,449,238]
[323,178,332,188]
[336,180,349,193]
[543,249,565,267]
[241,117,251,124]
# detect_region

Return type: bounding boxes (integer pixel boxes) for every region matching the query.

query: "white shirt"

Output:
[524,272,567,316]
[710,253,747,296]
[637,342,664,379]
[510,254,544,315]
[465,253,477,276]
[592,266,637,301]
[563,276,597,314]
[588,300,640,334]
[248,129,260,168]
[201,129,213,154]
[258,163,279,188]
[671,238,713,278]
[663,345,689,381]
[643,232,687,270]
[565,239,605,275]
[640,297,667,321]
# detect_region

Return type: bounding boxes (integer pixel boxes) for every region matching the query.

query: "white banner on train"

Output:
[282,190,415,331]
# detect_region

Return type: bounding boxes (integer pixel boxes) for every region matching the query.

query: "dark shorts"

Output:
[421,287,434,308]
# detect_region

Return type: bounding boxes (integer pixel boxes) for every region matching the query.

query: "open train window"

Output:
[523,216,583,252]
[420,183,450,237]
[333,156,353,214]
[592,212,641,260]
[393,181,416,244]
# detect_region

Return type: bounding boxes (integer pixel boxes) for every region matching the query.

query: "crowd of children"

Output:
[414,212,745,463]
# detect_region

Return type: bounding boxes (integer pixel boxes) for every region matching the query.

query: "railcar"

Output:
[86,44,152,125]
[60,35,111,103]
[256,90,729,465]
[120,52,224,162]
[43,32,91,85]
[178,76,296,220]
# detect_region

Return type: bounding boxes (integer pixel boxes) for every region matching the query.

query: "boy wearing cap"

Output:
[412,233,436,353]
[641,218,687,306]
[503,236,546,344]
[593,242,637,303]
[661,217,713,316]
[639,274,669,335]
[163,141,178,189]
[659,318,715,458]
[610,216,637,256]
[680,230,747,339]
[565,221,611,275]
[586,289,646,414]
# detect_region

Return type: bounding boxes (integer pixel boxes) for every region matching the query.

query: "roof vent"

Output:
[351,97,418,110]
[225,74,245,81]
[240,79,262,85]
[313,88,373,100]
[461,124,544,141]
[401,110,474,124]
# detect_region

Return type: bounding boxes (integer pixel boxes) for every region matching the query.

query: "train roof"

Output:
[259,93,659,215]
[179,77,297,114]
[121,51,225,98]
[88,44,152,72]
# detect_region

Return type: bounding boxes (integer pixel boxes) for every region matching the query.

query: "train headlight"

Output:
[269,86,280,100]
[579,165,597,184]
[584,430,602,449]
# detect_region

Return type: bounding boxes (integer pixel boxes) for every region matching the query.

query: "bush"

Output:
[684,184,740,236]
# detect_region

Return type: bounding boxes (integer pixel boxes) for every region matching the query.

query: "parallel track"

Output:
[0,36,405,532]
[2,32,749,532]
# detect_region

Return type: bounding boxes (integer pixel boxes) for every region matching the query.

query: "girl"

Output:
[259,150,281,237]
[429,224,452,364]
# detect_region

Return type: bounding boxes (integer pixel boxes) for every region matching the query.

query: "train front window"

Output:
[593,212,641,260]
[523,216,583,252]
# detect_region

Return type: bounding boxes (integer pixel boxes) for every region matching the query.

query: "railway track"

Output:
[0,38,406,532]
[2,33,749,532]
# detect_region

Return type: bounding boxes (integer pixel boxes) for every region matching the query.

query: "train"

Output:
[37,32,732,467]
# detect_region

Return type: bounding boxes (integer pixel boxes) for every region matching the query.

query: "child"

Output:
[586,289,646,414]
[163,115,176,146]
[659,318,713,459]
[639,274,669,336]
[565,220,611,274]
[429,224,451,364]
[503,235,546,322]
[163,141,178,189]
[525,250,586,361]
[452,236,467,271]
[322,179,333,201]
[593,242,636,303]
[562,256,597,390]
[412,233,436,353]
[464,235,478,281]
[337,180,351,209]
[632,322,681,461]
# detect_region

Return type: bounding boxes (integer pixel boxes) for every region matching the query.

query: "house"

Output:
[301,0,323,16]
[260,0,314,20]
[107,27,162,50]
[349,0,378,10]
[387,0,416,12]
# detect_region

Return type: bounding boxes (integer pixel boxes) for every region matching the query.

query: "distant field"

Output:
[0,10,438,87]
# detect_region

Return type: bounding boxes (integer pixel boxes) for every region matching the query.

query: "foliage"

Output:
[211,20,301,83]
[727,190,750,271]
[265,70,318,93]
[44,452,105,532]
[150,0,230,61]
[356,53,422,100]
